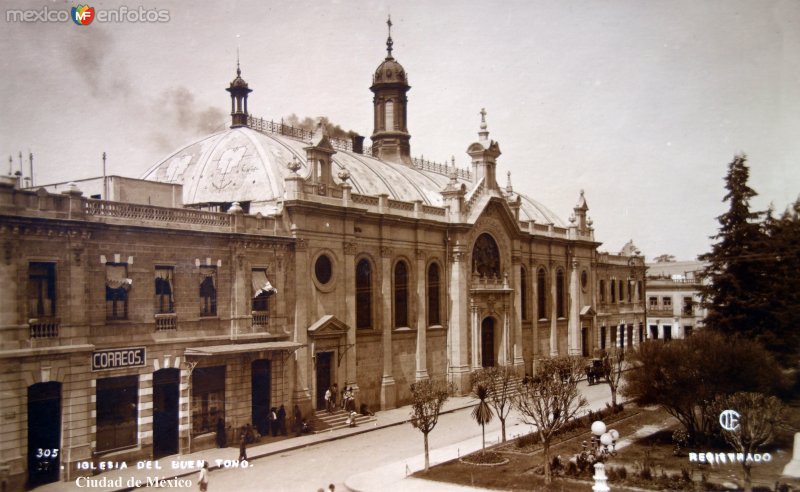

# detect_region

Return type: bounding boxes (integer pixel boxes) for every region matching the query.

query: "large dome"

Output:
[140,126,565,226]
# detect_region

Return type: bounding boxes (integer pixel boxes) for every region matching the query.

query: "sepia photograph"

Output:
[1,0,799,491]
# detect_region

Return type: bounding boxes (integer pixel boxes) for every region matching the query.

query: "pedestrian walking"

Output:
[215,417,226,448]
[277,404,287,436]
[197,461,209,491]
[328,484,335,492]
[237,427,247,461]
[270,407,279,436]
[324,387,333,413]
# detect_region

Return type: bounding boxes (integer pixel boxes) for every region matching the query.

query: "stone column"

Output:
[343,242,358,393]
[292,240,312,413]
[414,250,429,381]
[512,261,524,370]
[379,247,396,410]
[531,261,539,374]
[448,243,471,394]
[550,264,558,357]
[568,258,580,355]
[471,299,481,371]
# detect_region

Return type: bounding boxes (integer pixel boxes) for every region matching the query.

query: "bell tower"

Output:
[370,16,412,165]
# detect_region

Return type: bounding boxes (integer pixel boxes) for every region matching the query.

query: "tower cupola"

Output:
[370,16,412,165]
[226,58,252,128]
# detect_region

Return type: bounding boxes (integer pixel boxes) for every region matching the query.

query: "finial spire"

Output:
[385,15,394,59]
[478,108,490,141]
[236,47,241,77]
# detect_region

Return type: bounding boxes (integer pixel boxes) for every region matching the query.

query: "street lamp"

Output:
[591,421,619,459]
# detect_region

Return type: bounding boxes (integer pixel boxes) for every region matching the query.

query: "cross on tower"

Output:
[386,15,394,58]
[480,108,487,123]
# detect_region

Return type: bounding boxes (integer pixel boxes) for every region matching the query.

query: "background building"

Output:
[645,259,708,340]
[0,28,645,488]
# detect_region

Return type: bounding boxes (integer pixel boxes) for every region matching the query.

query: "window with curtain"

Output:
[28,262,56,318]
[106,263,131,320]
[199,267,217,317]
[427,263,441,326]
[154,266,174,314]
[599,279,606,304]
[394,261,409,328]
[251,268,276,312]
[356,259,372,329]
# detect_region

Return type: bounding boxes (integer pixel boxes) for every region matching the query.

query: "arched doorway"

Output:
[481,317,495,367]
[315,352,333,410]
[581,327,590,357]
[153,369,180,458]
[28,382,61,487]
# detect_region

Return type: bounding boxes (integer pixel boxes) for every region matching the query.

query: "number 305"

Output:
[36,449,58,458]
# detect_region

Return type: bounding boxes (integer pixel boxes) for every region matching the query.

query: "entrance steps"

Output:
[311,408,376,433]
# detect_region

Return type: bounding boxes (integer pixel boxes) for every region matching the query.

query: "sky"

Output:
[1,0,798,261]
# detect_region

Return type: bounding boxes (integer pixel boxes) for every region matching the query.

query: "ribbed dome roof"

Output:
[373,57,407,85]
[140,126,565,226]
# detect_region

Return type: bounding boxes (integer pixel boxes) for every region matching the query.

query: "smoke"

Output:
[283,114,358,140]
[149,87,227,153]
[66,27,133,99]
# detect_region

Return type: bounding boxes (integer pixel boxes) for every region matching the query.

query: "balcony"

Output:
[252,311,269,330]
[29,318,60,338]
[155,313,177,331]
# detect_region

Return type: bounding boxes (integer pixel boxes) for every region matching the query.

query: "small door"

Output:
[315,352,332,410]
[153,369,180,458]
[28,382,61,487]
[581,327,590,357]
[481,317,495,367]
[252,359,271,435]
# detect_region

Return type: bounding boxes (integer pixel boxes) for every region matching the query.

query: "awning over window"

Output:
[185,341,304,357]
[106,265,132,291]
[252,270,277,298]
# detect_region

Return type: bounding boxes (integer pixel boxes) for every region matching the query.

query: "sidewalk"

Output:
[36,394,482,492]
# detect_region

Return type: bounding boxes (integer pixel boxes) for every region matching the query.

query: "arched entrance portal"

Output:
[481,317,495,367]
[28,382,61,487]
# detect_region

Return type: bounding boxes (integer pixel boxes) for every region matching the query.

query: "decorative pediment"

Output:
[307,314,350,338]
[468,196,524,236]
[580,305,596,317]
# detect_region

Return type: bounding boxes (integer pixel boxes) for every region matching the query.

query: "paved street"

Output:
[36,380,613,492]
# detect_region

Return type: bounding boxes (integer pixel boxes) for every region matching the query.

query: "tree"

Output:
[600,346,624,408]
[622,331,785,443]
[653,254,676,263]
[758,198,800,364]
[513,357,588,485]
[471,366,516,442]
[409,378,452,472]
[471,382,493,452]
[712,392,786,492]
[698,155,768,340]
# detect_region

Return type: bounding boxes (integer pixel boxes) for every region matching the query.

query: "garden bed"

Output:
[413,403,800,491]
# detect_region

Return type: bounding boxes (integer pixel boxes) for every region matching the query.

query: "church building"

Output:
[0,21,645,488]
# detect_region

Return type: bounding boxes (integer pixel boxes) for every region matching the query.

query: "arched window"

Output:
[628,280,633,303]
[394,261,409,328]
[556,269,566,318]
[356,259,372,329]
[599,279,606,304]
[385,100,394,130]
[618,280,624,303]
[537,268,547,319]
[610,278,616,303]
[472,233,500,278]
[520,266,529,320]
[427,263,441,326]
